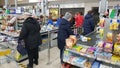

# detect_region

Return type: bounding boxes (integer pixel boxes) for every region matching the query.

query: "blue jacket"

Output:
[57,18,74,49]
[83,14,95,35]
[47,19,53,25]
[55,18,62,27]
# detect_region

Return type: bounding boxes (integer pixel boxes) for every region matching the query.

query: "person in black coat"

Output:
[18,17,42,68]
[83,10,95,35]
[57,12,74,64]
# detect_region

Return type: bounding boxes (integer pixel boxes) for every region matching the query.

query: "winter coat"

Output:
[75,14,84,28]
[55,18,62,27]
[57,18,74,49]
[83,14,95,35]
[47,19,53,25]
[18,17,42,49]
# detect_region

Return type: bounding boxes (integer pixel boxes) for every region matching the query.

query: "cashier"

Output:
[57,12,74,65]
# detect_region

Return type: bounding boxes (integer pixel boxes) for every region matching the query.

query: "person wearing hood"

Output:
[83,10,95,35]
[18,16,42,68]
[57,12,74,66]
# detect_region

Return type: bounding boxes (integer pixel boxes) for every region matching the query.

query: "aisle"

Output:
[19,47,61,68]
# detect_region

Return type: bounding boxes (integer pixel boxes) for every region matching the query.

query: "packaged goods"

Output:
[106,32,113,43]
[80,47,88,54]
[86,47,96,55]
[104,43,113,53]
[98,18,105,27]
[110,20,119,30]
[66,35,77,49]
[72,46,83,52]
[92,61,100,68]
[111,55,120,63]
[113,43,120,56]
[84,62,92,68]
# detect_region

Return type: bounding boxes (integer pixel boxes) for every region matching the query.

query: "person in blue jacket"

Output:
[83,10,95,35]
[55,14,64,27]
[57,12,74,65]
[47,16,53,25]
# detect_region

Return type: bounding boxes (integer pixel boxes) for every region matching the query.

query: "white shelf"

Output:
[66,49,96,59]
[66,48,120,67]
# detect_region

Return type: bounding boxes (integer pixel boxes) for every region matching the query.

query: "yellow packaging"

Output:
[113,43,120,56]
[111,55,120,62]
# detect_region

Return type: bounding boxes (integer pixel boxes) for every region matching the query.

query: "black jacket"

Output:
[83,14,95,35]
[19,17,42,49]
[57,18,74,49]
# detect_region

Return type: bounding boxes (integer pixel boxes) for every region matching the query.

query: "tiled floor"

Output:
[20,47,61,68]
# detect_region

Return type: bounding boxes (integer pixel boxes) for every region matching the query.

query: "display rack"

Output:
[63,18,120,68]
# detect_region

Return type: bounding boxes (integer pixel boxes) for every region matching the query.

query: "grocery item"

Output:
[104,43,113,53]
[80,47,88,54]
[106,32,113,43]
[110,20,119,30]
[86,47,96,56]
[92,61,100,68]
[80,35,91,42]
[96,41,104,52]
[69,35,77,45]
[113,43,120,56]
[84,62,92,68]
[72,46,83,52]
[98,18,105,27]
[111,55,120,63]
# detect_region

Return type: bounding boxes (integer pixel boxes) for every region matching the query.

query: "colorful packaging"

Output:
[87,47,96,55]
[104,43,113,53]
[106,32,113,43]
[92,61,100,68]
[113,43,120,56]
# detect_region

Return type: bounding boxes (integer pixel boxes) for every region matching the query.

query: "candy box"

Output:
[104,43,113,53]
[113,43,120,56]
[87,47,96,55]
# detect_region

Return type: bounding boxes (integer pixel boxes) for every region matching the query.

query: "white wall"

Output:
[84,1,120,15]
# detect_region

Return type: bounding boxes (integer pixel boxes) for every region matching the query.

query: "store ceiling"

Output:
[48,0,120,4]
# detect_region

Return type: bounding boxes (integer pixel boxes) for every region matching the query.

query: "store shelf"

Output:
[66,49,96,59]
[63,60,84,68]
[97,58,120,67]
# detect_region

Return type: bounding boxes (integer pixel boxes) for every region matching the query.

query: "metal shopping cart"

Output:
[0,35,20,68]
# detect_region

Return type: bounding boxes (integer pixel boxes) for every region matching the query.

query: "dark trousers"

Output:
[27,47,39,67]
[60,48,64,64]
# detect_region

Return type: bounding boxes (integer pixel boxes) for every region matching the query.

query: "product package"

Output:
[104,42,113,53]
[91,61,100,68]
[113,43,120,56]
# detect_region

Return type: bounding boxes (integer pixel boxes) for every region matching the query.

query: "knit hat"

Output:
[63,12,72,20]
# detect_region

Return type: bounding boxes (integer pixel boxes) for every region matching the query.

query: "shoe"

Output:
[34,61,38,65]
[27,64,33,68]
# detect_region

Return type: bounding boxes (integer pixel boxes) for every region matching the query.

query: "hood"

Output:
[60,18,69,25]
[85,14,93,19]
[24,17,38,24]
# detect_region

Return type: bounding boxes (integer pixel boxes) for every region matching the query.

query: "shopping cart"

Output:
[0,45,20,68]
[0,35,20,68]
